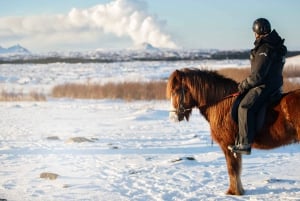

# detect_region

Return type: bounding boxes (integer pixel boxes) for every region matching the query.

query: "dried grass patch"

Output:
[0,91,46,101]
[51,66,300,100]
[52,81,167,100]
[218,67,300,92]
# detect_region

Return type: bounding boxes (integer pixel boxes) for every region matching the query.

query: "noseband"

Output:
[171,86,192,115]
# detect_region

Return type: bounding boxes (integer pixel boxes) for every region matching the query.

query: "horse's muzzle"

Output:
[169,111,179,122]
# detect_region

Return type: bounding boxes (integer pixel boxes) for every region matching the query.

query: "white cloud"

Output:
[0,0,177,51]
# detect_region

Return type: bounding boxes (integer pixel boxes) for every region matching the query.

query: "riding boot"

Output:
[234,88,260,154]
[228,123,252,154]
[228,143,251,155]
[229,90,257,155]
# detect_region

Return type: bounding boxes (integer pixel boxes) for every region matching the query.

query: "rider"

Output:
[229,18,287,155]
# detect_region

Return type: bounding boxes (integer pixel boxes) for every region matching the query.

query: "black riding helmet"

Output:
[252,18,271,35]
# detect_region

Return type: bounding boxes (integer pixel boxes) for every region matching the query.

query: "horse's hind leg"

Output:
[223,148,244,195]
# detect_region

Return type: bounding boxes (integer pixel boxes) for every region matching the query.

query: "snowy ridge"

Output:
[1,44,299,64]
[0,48,217,63]
[0,44,30,55]
[0,44,251,63]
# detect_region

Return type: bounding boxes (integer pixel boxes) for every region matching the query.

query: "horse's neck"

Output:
[192,85,233,107]
[197,96,234,123]
[187,73,237,119]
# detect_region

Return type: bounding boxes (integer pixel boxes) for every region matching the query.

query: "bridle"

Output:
[169,70,240,117]
[170,86,192,116]
[170,86,240,115]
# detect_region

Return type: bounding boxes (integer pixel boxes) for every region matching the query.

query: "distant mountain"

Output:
[133,43,161,51]
[0,44,31,54]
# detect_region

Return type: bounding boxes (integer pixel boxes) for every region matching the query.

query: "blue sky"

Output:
[0,0,299,52]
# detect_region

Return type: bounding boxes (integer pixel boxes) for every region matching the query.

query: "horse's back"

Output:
[280,89,300,127]
[253,89,300,149]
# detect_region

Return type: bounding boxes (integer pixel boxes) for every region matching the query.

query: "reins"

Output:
[168,69,240,114]
[223,92,240,99]
[198,91,240,109]
[170,90,240,113]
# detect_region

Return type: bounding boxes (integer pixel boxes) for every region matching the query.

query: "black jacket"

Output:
[239,30,287,93]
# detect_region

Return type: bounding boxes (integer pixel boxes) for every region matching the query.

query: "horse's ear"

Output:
[175,69,183,79]
[175,69,180,77]
[175,69,185,83]
[167,70,180,98]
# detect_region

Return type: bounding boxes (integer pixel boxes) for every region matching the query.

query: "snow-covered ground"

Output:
[0,59,299,201]
[0,59,249,94]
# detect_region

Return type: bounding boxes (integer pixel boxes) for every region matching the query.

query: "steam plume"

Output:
[0,0,177,50]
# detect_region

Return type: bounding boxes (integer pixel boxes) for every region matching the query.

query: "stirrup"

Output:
[228,144,251,155]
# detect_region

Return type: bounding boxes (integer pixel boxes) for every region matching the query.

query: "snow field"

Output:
[0,100,299,201]
[0,59,300,200]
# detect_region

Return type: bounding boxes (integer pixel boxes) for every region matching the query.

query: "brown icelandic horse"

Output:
[166,68,300,195]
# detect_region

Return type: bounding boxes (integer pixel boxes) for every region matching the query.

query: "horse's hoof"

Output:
[226,189,235,195]
[226,188,244,196]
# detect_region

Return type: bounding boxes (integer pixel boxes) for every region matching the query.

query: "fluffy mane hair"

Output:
[167,68,238,106]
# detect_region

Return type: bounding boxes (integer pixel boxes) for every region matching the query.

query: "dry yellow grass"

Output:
[0,91,46,101]
[217,67,300,92]
[2,66,299,101]
[217,68,250,83]
[51,67,300,100]
[52,81,167,100]
[283,65,300,78]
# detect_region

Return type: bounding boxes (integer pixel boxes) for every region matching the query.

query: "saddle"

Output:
[231,90,282,132]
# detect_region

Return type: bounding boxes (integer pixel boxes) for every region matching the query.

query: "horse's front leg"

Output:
[223,147,245,195]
